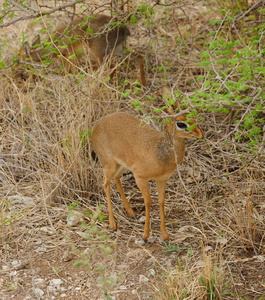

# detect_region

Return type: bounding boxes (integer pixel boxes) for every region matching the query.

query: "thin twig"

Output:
[235,0,265,23]
[0,0,83,28]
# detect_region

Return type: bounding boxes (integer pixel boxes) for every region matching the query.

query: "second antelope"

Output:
[17,14,146,86]
[91,86,204,241]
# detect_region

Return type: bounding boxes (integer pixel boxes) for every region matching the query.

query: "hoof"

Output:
[109,224,117,232]
[143,238,148,243]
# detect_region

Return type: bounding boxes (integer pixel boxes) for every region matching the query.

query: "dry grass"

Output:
[1,0,265,299]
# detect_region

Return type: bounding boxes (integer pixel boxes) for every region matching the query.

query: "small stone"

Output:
[34,278,46,289]
[11,260,20,267]
[139,216,146,223]
[119,285,127,290]
[135,239,145,246]
[261,203,265,211]
[139,275,149,283]
[50,278,63,289]
[216,237,228,245]
[67,211,83,226]
[40,226,54,235]
[47,286,56,294]
[10,271,17,276]
[257,256,264,262]
[8,195,35,207]
[33,288,44,297]
[62,250,73,262]
[149,269,155,276]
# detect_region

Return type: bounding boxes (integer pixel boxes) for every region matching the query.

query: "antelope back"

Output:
[18,15,129,64]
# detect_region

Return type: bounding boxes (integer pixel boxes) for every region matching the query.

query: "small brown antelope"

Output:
[17,14,146,86]
[91,86,204,241]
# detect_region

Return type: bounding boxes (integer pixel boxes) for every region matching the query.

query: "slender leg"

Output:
[132,53,146,86]
[102,162,119,231]
[114,177,135,218]
[135,177,152,240]
[103,175,116,231]
[156,180,169,240]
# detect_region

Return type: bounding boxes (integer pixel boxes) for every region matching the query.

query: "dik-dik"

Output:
[17,14,146,85]
[91,86,204,241]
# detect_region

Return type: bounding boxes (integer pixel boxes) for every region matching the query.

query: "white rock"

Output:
[47,286,57,294]
[40,227,54,235]
[149,269,155,276]
[11,260,20,267]
[135,239,145,246]
[33,288,44,297]
[119,285,127,290]
[34,278,46,288]
[261,203,265,211]
[67,211,83,226]
[8,195,35,207]
[256,255,264,262]
[139,216,146,223]
[139,275,149,283]
[50,278,63,289]
[216,237,228,245]
[10,271,17,276]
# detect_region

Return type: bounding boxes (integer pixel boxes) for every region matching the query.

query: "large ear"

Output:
[23,41,31,56]
[161,85,177,115]
[32,34,41,47]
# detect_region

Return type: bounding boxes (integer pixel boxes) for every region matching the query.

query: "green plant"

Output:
[74,206,117,299]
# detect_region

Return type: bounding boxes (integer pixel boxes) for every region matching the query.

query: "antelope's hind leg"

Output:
[103,161,120,231]
[135,177,152,241]
[114,176,135,218]
[156,180,169,241]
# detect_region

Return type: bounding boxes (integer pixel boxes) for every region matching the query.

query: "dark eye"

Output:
[176,122,188,130]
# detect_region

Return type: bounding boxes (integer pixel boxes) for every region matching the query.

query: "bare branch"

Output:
[235,0,265,23]
[153,0,203,8]
[6,0,32,14]
[0,0,83,28]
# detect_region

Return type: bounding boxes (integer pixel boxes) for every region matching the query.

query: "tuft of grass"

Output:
[152,249,232,300]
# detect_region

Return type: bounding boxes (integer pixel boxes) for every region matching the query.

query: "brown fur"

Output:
[90,86,204,241]
[17,14,146,85]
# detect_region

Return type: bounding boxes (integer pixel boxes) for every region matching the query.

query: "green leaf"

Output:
[146,95,154,101]
[131,100,141,106]
[130,14,138,24]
